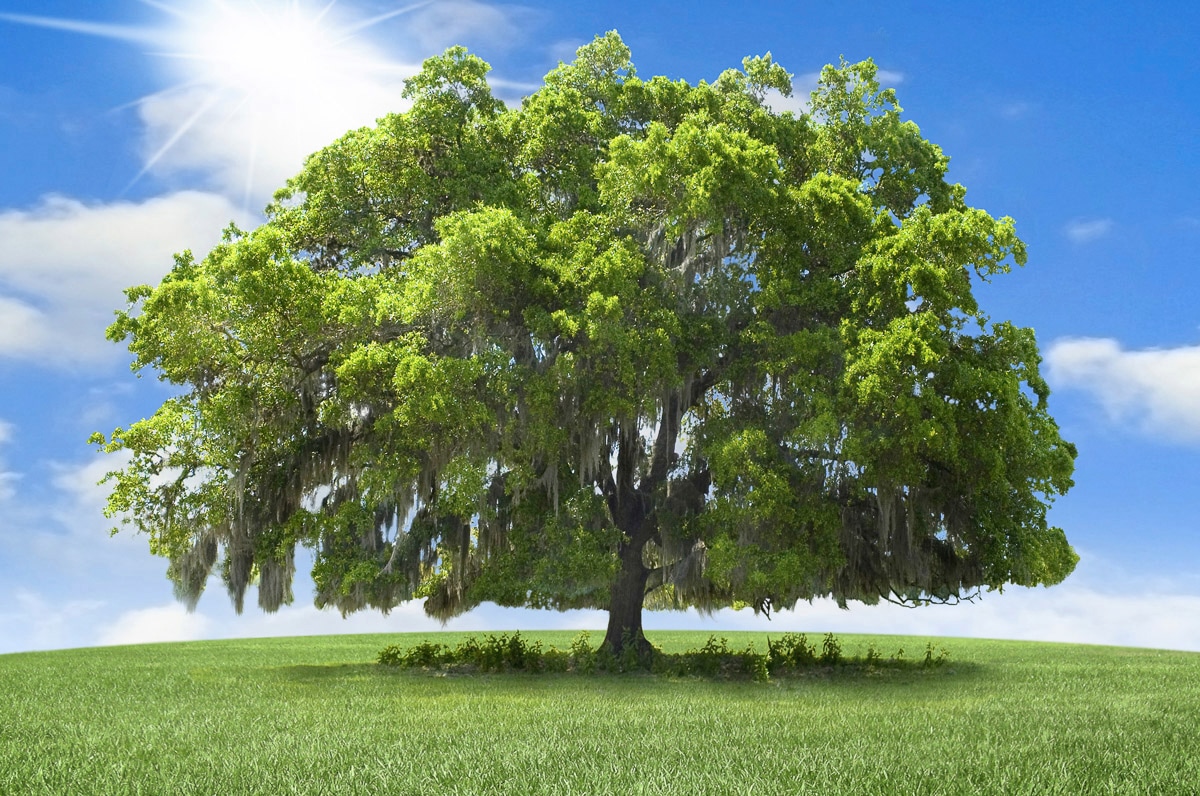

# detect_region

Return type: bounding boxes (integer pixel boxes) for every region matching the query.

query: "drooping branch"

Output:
[597,436,620,525]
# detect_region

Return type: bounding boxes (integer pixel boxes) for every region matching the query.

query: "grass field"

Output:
[2,631,1198,795]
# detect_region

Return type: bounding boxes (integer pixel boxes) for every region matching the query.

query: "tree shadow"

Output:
[273,659,986,693]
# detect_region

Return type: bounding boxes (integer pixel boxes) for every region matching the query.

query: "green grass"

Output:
[2,631,1198,794]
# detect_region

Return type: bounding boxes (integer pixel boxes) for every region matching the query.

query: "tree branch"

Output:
[645,390,681,490]
[598,435,619,523]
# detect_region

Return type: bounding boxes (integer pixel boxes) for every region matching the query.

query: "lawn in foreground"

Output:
[2,631,1198,795]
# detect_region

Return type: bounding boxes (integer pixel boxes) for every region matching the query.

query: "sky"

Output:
[1,0,1199,655]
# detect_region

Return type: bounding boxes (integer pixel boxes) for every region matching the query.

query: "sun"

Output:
[161,1,424,109]
[0,1,428,205]
[178,2,347,102]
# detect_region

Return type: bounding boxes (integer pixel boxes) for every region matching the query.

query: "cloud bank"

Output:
[0,191,246,366]
[12,569,1200,655]
[97,604,214,646]
[1046,337,1200,441]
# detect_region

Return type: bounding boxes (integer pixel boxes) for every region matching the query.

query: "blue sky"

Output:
[2,0,1199,654]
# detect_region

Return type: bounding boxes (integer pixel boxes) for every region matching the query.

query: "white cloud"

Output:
[89,591,598,649]
[50,452,129,519]
[1064,217,1114,243]
[205,600,454,641]
[404,0,535,55]
[762,71,820,116]
[763,86,809,115]
[0,295,48,358]
[75,565,1200,654]
[135,74,415,204]
[97,603,213,646]
[0,590,105,654]
[641,552,1200,652]
[0,191,247,367]
[685,584,1200,652]
[875,69,904,87]
[0,452,173,654]
[0,419,17,501]
[1046,337,1200,441]
[34,454,152,581]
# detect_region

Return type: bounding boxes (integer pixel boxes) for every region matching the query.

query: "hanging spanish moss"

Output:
[167,530,217,611]
[258,546,295,612]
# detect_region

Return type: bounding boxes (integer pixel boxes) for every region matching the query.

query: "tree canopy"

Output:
[95,32,1077,655]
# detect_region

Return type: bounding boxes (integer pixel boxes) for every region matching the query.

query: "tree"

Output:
[94,33,1077,658]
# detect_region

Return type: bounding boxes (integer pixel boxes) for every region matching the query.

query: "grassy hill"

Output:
[2,631,1197,794]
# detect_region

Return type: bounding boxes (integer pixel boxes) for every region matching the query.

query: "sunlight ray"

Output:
[137,0,189,21]
[108,80,208,115]
[242,117,261,214]
[334,0,435,39]
[314,0,342,24]
[0,12,164,45]
[125,92,223,193]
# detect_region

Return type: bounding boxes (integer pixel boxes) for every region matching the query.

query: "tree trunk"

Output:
[602,542,652,660]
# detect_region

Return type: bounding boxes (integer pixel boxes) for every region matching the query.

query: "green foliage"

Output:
[96,31,1077,642]
[821,632,843,664]
[924,641,950,667]
[648,635,771,681]
[378,632,550,673]
[377,631,940,681]
[377,640,452,668]
[767,632,818,668]
[569,631,597,674]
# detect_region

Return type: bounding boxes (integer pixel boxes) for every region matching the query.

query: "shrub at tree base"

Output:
[94,30,1077,659]
[377,632,949,681]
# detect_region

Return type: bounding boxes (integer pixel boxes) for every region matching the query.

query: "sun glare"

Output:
[1,1,426,204]
[169,2,394,106]
[186,5,333,97]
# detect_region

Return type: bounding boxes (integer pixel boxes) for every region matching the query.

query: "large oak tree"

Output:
[95,33,1077,656]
